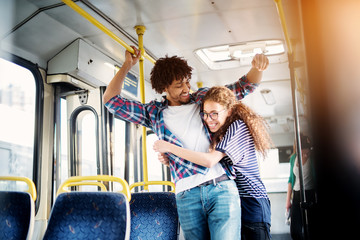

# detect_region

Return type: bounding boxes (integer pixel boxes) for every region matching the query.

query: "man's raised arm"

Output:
[246,53,269,84]
[103,46,141,103]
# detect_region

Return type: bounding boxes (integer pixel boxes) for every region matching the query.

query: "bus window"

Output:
[56,101,100,193]
[145,133,167,192]
[0,57,36,191]
[77,110,98,177]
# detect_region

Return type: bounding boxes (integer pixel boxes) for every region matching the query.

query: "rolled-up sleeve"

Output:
[226,75,259,100]
[105,95,153,129]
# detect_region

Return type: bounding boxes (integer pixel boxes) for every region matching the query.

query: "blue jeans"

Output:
[176,179,241,240]
[242,222,271,240]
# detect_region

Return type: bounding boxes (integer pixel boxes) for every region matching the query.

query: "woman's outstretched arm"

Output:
[153,140,225,168]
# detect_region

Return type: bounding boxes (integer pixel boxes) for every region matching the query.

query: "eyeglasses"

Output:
[200,109,226,120]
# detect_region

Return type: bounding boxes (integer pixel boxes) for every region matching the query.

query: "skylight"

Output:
[194,40,287,70]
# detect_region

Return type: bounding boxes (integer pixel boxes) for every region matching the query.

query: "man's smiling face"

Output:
[165,78,191,106]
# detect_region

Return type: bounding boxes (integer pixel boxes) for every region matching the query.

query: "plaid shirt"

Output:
[105,75,258,183]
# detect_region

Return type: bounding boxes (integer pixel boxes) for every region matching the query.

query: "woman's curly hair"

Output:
[204,86,273,157]
[150,55,193,94]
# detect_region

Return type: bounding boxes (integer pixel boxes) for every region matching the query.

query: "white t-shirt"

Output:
[163,103,225,194]
[293,157,315,191]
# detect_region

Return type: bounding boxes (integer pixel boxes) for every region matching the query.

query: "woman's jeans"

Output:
[242,222,271,240]
[176,179,241,240]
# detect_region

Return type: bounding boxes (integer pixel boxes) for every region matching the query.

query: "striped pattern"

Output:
[216,120,268,199]
[105,75,257,183]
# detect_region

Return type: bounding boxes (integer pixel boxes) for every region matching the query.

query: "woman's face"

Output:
[202,100,231,133]
[302,148,310,159]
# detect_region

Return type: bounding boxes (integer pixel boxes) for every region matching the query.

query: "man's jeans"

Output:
[176,179,241,240]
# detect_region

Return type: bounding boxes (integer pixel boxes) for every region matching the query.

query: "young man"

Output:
[103,46,269,240]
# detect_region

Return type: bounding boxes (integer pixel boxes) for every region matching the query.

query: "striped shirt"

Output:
[105,75,257,183]
[216,119,270,223]
[216,120,268,198]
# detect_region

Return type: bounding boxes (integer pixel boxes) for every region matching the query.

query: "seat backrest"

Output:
[0,191,35,240]
[130,192,179,240]
[43,192,130,240]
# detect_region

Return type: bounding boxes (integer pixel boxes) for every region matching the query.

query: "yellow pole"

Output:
[274,0,293,54]
[274,0,305,103]
[135,25,149,190]
[61,0,156,64]
[62,0,163,191]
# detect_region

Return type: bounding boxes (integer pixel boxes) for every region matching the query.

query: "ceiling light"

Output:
[194,40,287,70]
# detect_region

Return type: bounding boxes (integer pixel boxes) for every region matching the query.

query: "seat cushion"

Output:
[43,192,129,240]
[130,192,178,240]
[0,191,33,240]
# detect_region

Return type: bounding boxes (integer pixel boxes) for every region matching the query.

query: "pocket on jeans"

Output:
[216,180,236,190]
[217,179,235,187]
[217,180,239,195]
[176,190,188,200]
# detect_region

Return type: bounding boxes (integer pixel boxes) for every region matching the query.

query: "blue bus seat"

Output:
[43,192,130,240]
[0,191,35,240]
[130,192,179,240]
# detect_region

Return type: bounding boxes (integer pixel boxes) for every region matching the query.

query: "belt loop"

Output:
[213,179,216,186]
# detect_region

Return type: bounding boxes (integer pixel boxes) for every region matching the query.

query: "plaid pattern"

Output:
[105,75,258,182]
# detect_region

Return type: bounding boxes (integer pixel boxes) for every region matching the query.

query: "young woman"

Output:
[286,134,316,240]
[153,86,273,240]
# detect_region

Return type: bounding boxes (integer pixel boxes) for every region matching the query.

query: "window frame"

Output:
[0,52,44,213]
[69,105,100,177]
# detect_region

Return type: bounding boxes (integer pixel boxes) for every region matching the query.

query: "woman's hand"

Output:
[153,140,172,153]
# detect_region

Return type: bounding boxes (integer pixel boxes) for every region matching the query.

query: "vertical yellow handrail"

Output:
[274,2,309,236]
[274,0,308,105]
[135,25,149,190]
[61,0,174,192]
[61,0,155,64]
[274,0,293,55]
[274,0,306,105]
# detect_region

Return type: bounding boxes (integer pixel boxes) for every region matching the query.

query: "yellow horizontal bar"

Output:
[57,175,131,201]
[0,176,37,201]
[60,181,107,192]
[130,181,175,193]
[144,52,155,64]
[61,0,156,64]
